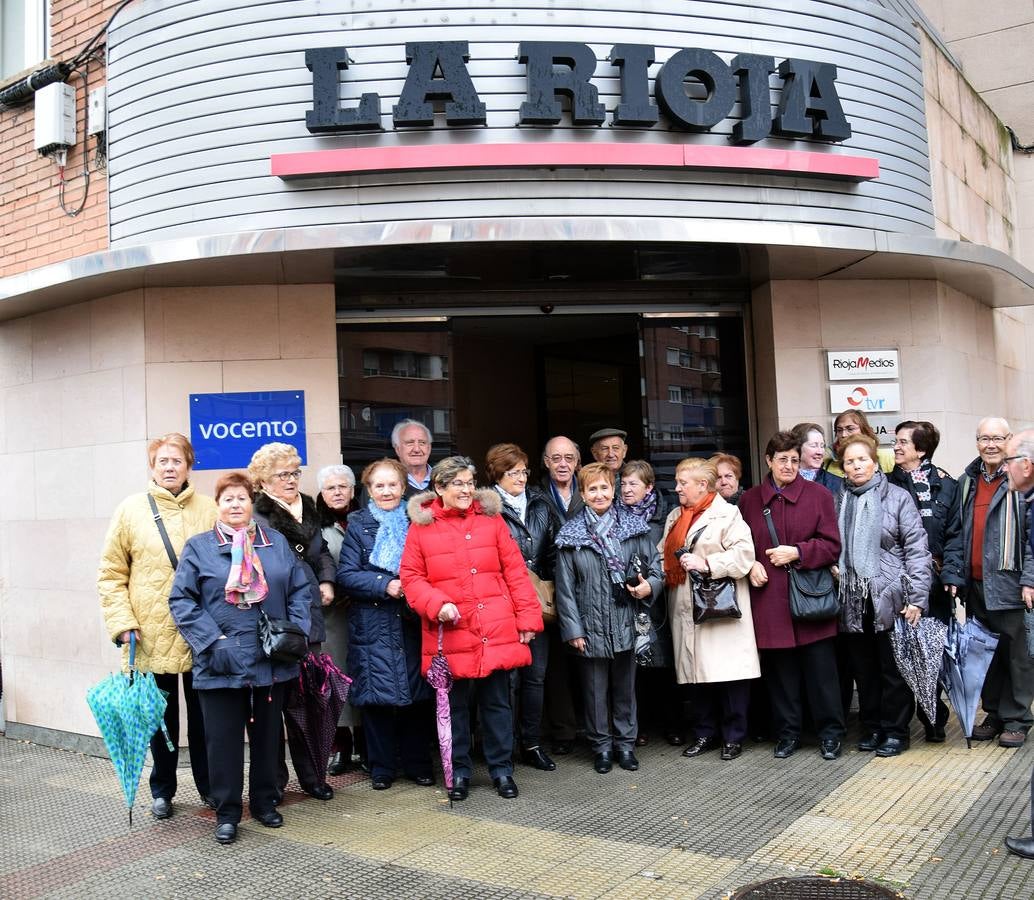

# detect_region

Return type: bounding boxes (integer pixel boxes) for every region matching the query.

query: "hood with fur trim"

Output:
[407,488,501,526]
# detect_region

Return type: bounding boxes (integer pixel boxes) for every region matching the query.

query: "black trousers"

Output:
[451,669,515,780]
[362,701,434,780]
[149,671,210,801]
[198,682,286,825]
[687,679,751,744]
[542,627,579,743]
[761,638,845,742]
[845,604,913,740]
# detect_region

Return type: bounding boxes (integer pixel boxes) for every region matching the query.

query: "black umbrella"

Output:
[889,615,948,723]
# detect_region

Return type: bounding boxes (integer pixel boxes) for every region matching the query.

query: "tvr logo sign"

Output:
[829,383,901,414]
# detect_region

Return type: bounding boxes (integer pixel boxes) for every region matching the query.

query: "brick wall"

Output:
[0,0,117,279]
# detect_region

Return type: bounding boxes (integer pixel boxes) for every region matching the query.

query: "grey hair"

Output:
[391,418,432,451]
[976,416,1011,438]
[1012,429,1034,461]
[542,435,581,466]
[317,464,356,490]
[431,455,476,489]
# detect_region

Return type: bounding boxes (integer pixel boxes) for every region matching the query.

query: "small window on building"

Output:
[1,0,48,81]
[665,347,679,366]
[668,386,681,404]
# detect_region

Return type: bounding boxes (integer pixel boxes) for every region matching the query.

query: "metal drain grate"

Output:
[730,876,903,899]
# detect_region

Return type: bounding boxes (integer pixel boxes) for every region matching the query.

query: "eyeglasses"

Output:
[273,470,302,481]
[504,469,530,479]
[448,480,475,490]
[892,439,913,447]
[835,425,861,436]
[976,435,1010,445]
[547,454,577,464]
[771,456,799,466]
[1004,455,1030,464]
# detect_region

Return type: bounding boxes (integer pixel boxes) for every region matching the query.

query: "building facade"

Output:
[1,0,1033,745]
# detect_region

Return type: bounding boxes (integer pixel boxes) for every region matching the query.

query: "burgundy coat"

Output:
[738,476,842,650]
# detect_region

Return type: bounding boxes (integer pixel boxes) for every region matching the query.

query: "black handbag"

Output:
[258,608,309,663]
[682,528,741,624]
[762,507,839,621]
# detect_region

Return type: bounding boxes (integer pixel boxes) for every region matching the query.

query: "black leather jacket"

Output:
[496,486,560,580]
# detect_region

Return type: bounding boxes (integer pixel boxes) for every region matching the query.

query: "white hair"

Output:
[390,419,432,451]
[976,417,1011,437]
[316,464,356,490]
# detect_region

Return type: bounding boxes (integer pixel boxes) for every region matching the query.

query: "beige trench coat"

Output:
[659,495,761,685]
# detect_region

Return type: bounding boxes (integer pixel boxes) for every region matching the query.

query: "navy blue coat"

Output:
[336,506,430,707]
[169,525,312,690]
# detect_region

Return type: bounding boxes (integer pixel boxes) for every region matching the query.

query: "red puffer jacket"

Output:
[400,489,543,679]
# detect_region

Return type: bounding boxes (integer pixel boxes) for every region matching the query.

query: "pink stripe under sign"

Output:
[270,141,879,181]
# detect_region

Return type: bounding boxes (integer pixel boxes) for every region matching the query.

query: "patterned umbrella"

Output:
[941,614,999,748]
[86,634,172,824]
[284,652,351,789]
[889,615,948,723]
[425,624,454,792]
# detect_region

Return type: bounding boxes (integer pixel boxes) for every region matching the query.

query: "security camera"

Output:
[540,304,555,314]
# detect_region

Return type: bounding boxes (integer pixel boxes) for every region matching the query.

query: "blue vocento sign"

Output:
[190,390,306,470]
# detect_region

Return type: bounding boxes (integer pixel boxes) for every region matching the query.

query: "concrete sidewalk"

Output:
[1,719,1032,899]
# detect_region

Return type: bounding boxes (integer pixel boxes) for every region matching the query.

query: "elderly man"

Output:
[589,427,628,474]
[943,417,1034,749]
[392,419,433,499]
[541,435,584,521]
[1003,429,1034,860]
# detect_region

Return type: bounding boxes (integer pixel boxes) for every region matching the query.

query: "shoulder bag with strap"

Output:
[762,507,839,621]
[684,528,741,624]
[148,494,179,569]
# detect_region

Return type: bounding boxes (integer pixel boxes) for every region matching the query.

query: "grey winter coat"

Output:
[555,507,664,658]
[835,476,933,634]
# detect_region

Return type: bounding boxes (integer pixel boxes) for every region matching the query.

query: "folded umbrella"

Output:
[284,652,352,790]
[941,613,999,748]
[86,634,172,824]
[425,624,454,793]
[889,615,948,723]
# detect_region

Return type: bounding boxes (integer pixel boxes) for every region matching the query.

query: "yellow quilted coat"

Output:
[98,483,217,673]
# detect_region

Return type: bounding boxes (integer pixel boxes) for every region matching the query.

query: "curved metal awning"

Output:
[2,219,1032,321]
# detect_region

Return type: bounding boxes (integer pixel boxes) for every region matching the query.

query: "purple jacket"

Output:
[738,476,842,650]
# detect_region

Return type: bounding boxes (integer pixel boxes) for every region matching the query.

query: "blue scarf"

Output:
[367,501,410,574]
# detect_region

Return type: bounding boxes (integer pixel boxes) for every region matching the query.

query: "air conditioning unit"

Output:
[34,82,76,160]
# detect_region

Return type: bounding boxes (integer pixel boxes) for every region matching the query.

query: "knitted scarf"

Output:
[908,460,935,519]
[837,469,884,606]
[625,489,658,524]
[960,470,1025,572]
[584,505,626,584]
[367,501,410,575]
[663,491,717,587]
[217,520,268,607]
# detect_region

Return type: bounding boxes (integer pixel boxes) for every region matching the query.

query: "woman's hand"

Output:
[319,582,335,606]
[568,637,587,654]
[902,604,921,626]
[386,579,404,599]
[679,552,708,573]
[831,565,839,580]
[437,602,461,624]
[766,545,800,567]
[119,629,141,645]
[518,630,536,644]
[625,574,652,600]
[748,561,768,588]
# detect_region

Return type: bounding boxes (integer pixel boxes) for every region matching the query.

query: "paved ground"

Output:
[1,718,1033,899]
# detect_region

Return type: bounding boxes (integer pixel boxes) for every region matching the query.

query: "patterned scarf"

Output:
[584,505,626,584]
[218,520,268,607]
[909,460,934,519]
[663,491,717,587]
[625,490,658,524]
[837,469,883,606]
[367,501,410,575]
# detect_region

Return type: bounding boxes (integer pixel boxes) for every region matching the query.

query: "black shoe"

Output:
[327,751,350,776]
[493,776,519,798]
[593,752,613,774]
[820,739,842,760]
[1005,836,1034,860]
[371,775,394,790]
[681,736,718,758]
[773,738,800,759]
[202,795,219,811]
[151,797,172,819]
[305,783,334,801]
[924,724,946,743]
[972,716,1003,742]
[406,773,434,787]
[254,810,283,828]
[720,742,742,761]
[520,747,557,771]
[448,776,469,801]
[875,737,909,757]
[615,750,639,771]
[214,823,237,844]
[857,731,883,752]
[665,732,685,747]
[634,734,649,747]
[551,740,574,756]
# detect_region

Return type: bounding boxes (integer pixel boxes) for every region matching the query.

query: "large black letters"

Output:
[655,48,736,131]
[392,42,487,127]
[609,44,658,126]
[729,53,775,144]
[518,42,606,125]
[305,47,381,133]
[773,59,851,142]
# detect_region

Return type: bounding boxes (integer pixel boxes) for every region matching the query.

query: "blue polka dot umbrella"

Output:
[86,634,173,824]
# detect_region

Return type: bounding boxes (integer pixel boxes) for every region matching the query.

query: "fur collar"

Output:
[254,490,320,544]
[556,504,650,549]
[407,488,501,526]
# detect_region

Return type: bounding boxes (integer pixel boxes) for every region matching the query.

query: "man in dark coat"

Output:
[1003,429,1034,860]
[541,435,584,521]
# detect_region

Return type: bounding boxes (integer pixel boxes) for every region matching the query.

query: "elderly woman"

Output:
[711,453,745,506]
[791,423,843,494]
[400,456,543,801]
[316,464,362,775]
[98,433,217,820]
[486,443,561,772]
[619,460,679,746]
[248,442,336,801]
[337,458,434,790]
[169,472,312,844]
[739,432,845,760]
[556,462,663,774]
[824,410,895,477]
[662,458,759,762]
[837,434,932,757]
